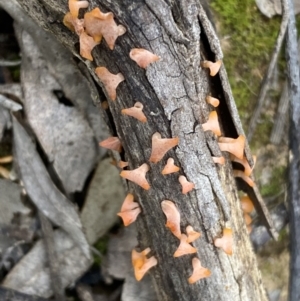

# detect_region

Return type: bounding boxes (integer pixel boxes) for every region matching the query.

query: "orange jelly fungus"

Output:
[161,158,180,175]
[212,156,225,165]
[188,258,211,284]
[149,132,179,163]
[173,234,197,257]
[79,31,100,61]
[179,175,195,194]
[99,136,122,152]
[233,170,255,187]
[202,111,221,136]
[117,193,141,226]
[84,7,126,49]
[129,48,160,68]
[201,60,222,76]
[240,195,254,213]
[231,154,256,177]
[121,102,147,123]
[161,200,181,239]
[206,95,220,107]
[69,0,89,18]
[132,248,157,281]
[214,228,233,255]
[95,67,124,101]
[218,135,246,160]
[186,225,201,243]
[120,163,150,190]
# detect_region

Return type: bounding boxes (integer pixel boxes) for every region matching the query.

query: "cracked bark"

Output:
[11,0,271,300]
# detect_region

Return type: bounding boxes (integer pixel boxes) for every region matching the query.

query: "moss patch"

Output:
[211,0,281,126]
[260,165,286,197]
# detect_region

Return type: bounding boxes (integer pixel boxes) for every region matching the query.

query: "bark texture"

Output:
[12,0,270,300]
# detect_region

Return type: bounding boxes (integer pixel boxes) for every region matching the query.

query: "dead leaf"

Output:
[15,27,99,193]
[13,117,90,258]
[3,230,91,298]
[80,158,126,245]
[255,0,300,18]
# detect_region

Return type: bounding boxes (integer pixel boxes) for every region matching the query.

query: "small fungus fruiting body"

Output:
[231,154,256,176]
[188,258,211,284]
[149,132,179,163]
[179,175,195,194]
[214,228,233,255]
[174,234,197,257]
[233,170,255,187]
[120,193,139,212]
[118,161,129,169]
[212,156,225,165]
[129,48,160,68]
[95,67,124,101]
[63,12,84,34]
[201,60,222,76]
[161,200,181,239]
[117,193,141,226]
[201,111,221,136]
[132,248,157,281]
[240,195,254,213]
[186,225,201,243]
[206,95,220,107]
[161,158,180,175]
[121,102,147,123]
[117,207,141,226]
[79,31,100,61]
[243,213,252,226]
[120,163,150,190]
[84,7,126,49]
[99,136,122,152]
[218,135,246,160]
[69,0,89,18]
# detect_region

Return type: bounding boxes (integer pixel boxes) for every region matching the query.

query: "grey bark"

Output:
[4,0,272,300]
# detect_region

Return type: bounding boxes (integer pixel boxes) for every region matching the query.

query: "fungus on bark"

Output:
[79,31,100,61]
[118,160,129,168]
[119,193,139,212]
[84,7,126,49]
[206,95,220,107]
[149,132,179,163]
[218,135,246,160]
[186,225,201,243]
[117,207,141,226]
[95,67,124,101]
[99,136,122,152]
[188,258,211,284]
[214,228,233,255]
[201,60,222,76]
[129,48,160,68]
[120,163,150,190]
[240,195,254,213]
[212,156,225,165]
[231,154,256,176]
[161,158,180,175]
[63,12,84,34]
[179,175,195,194]
[69,0,89,18]
[173,234,197,257]
[132,248,157,281]
[201,111,221,136]
[243,213,252,226]
[161,200,181,239]
[233,170,255,187]
[121,102,147,123]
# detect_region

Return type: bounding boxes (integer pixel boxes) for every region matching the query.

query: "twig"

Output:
[38,211,65,301]
[285,0,300,300]
[0,59,21,67]
[247,1,289,142]
[0,94,22,111]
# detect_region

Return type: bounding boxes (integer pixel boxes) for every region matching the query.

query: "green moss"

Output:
[211,0,281,126]
[260,165,286,197]
[93,235,109,265]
